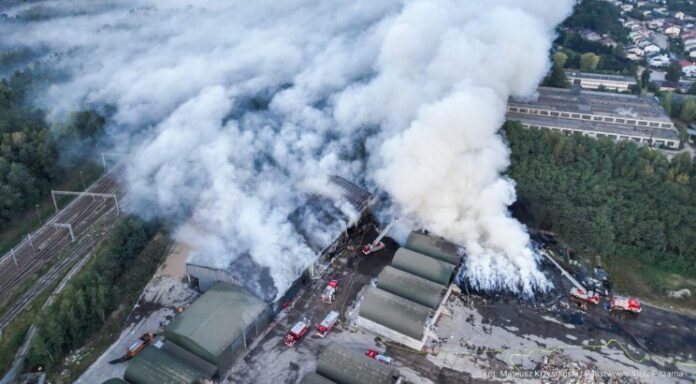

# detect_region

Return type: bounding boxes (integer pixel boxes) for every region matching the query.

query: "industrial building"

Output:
[163,282,272,374]
[299,344,399,384]
[186,175,372,302]
[506,87,680,148]
[112,282,273,384]
[356,232,461,350]
[565,70,637,92]
[123,345,210,384]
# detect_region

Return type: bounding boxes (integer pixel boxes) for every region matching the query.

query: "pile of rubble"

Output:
[534,351,644,384]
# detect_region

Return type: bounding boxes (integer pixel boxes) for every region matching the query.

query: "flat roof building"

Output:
[565,70,637,92]
[507,87,680,149]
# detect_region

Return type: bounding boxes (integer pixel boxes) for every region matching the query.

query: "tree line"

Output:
[505,122,696,276]
[29,217,159,366]
[0,67,105,225]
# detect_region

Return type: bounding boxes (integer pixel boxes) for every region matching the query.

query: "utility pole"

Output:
[34,204,42,225]
[10,248,17,267]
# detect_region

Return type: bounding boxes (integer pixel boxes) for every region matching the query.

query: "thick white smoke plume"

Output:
[0,0,573,298]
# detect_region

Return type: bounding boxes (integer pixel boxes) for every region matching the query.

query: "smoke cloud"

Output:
[0,0,573,298]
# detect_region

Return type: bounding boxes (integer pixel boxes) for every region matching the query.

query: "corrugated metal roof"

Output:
[328,176,372,211]
[358,287,431,340]
[123,346,204,384]
[404,232,461,265]
[299,372,339,384]
[164,282,266,364]
[316,343,395,384]
[391,248,455,285]
[377,266,445,309]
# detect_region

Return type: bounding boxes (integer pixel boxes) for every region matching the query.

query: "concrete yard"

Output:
[75,276,199,384]
[223,239,696,384]
[73,227,696,384]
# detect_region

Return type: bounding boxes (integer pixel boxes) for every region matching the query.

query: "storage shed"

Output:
[358,287,431,341]
[123,346,207,384]
[164,281,271,374]
[312,343,397,384]
[391,248,455,285]
[376,266,445,309]
[404,232,461,265]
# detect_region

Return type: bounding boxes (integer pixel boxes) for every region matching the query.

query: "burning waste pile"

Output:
[1,0,574,299]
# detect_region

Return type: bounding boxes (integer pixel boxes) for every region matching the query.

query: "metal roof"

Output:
[289,176,371,253]
[299,372,339,384]
[509,86,672,122]
[187,176,371,300]
[507,113,679,140]
[123,346,205,384]
[316,343,396,384]
[377,266,445,309]
[164,282,266,364]
[565,70,636,83]
[391,248,455,285]
[358,287,431,340]
[404,232,461,265]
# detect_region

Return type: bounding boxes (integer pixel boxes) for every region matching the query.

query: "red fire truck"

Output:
[284,318,310,347]
[317,311,339,337]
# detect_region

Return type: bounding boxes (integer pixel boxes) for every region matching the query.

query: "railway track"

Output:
[0,166,127,326]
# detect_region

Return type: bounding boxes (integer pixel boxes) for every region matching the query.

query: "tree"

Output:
[679,98,696,122]
[553,51,568,68]
[613,42,625,58]
[662,92,673,116]
[580,52,601,71]
[687,81,696,95]
[641,68,651,89]
[543,52,570,88]
[666,61,683,82]
[504,121,696,282]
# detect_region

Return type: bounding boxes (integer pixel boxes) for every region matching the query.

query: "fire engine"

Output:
[570,287,600,305]
[126,332,156,358]
[316,311,339,337]
[321,280,338,304]
[365,349,392,364]
[611,295,642,313]
[284,318,310,347]
[362,220,397,255]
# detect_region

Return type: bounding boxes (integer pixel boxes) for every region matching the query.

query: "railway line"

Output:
[0,166,126,327]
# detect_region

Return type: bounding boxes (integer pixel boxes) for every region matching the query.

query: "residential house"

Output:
[664,24,681,37]
[648,54,670,67]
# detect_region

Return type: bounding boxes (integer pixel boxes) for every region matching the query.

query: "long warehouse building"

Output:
[186,175,372,305]
[356,232,461,350]
[506,86,680,148]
